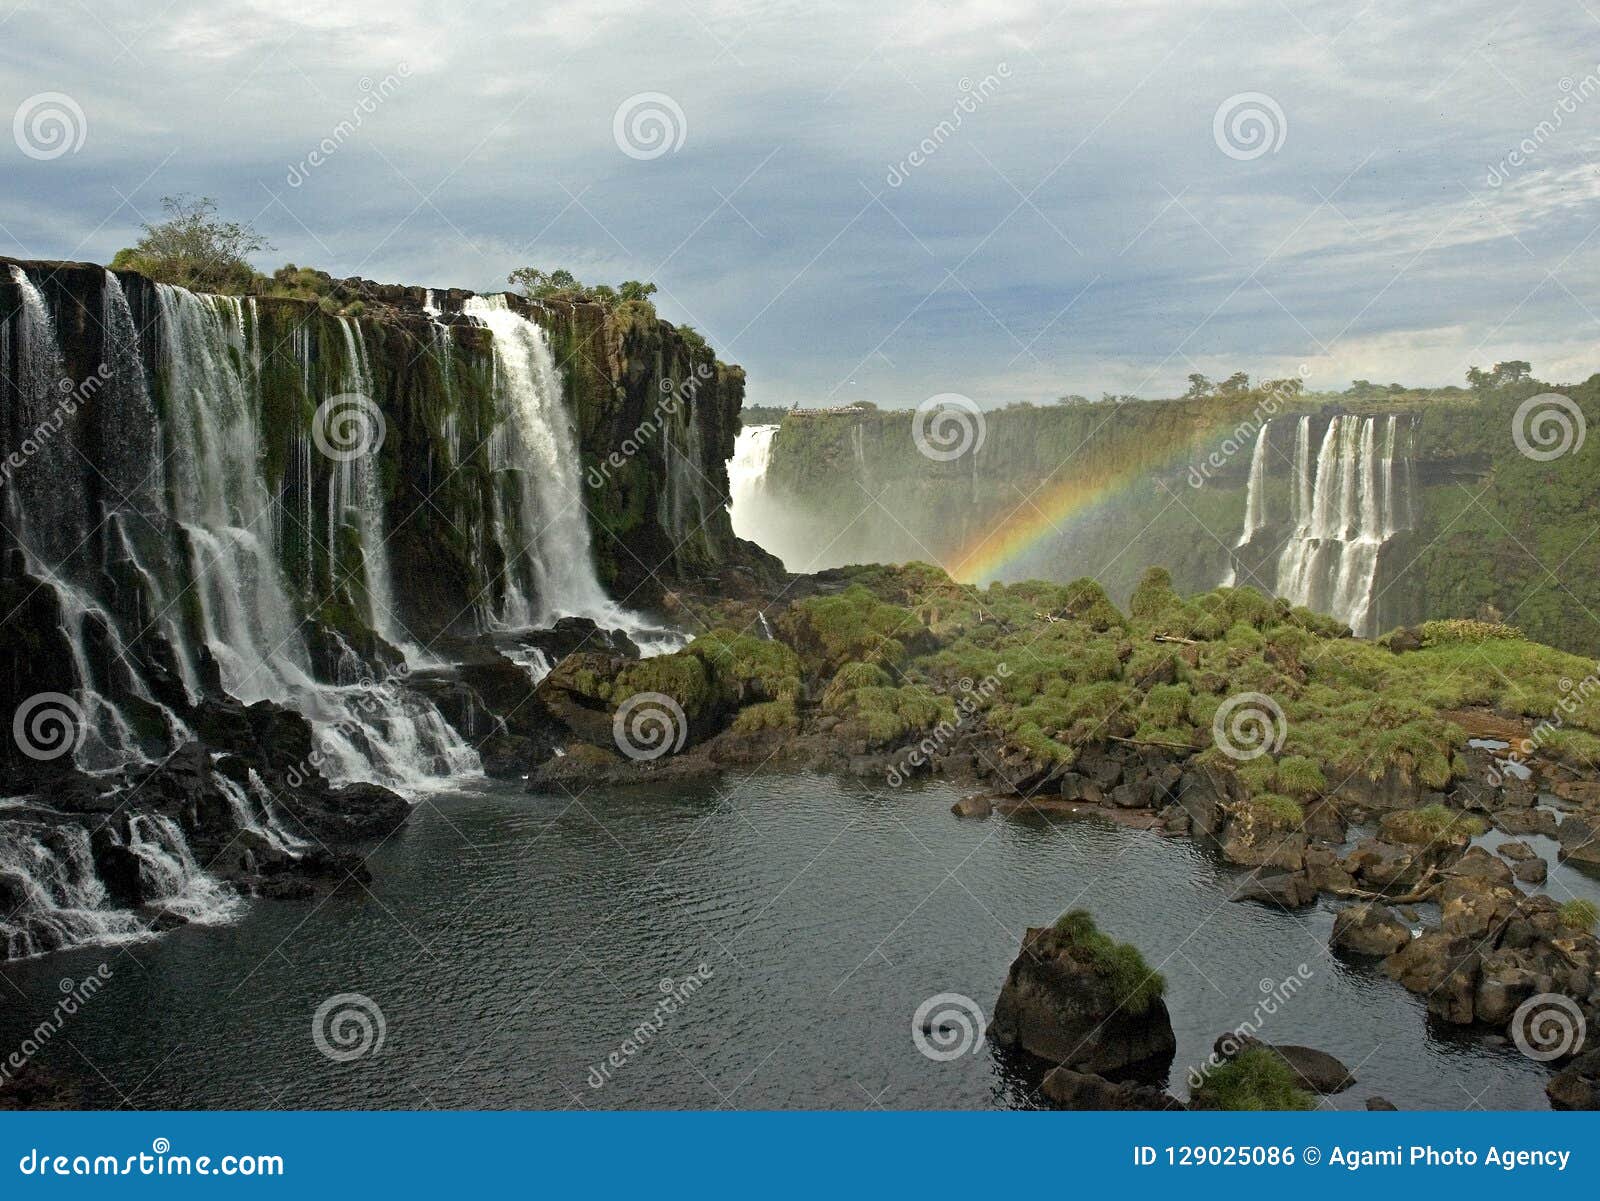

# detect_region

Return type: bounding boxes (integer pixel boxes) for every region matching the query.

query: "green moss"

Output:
[1243,794,1304,828]
[1384,803,1486,844]
[731,698,799,733]
[1049,910,1165,1014]
[1191,1048,1316,1111]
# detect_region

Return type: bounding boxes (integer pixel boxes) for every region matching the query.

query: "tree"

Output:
[1217,371,1250,396]
[506,268,658,310]
[1184,373,1213,398]
[1492,360,1532,386]
[110,195,272,292]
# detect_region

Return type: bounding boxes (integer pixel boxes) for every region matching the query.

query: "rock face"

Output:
[1332,903,1413,957]
[991,922,1176,1079]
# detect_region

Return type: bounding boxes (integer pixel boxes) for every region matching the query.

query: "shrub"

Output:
[111,194,271,293]
[1559,899,1599,931]
[1049,910,1165,1014]
[1191,1048,1316,1111]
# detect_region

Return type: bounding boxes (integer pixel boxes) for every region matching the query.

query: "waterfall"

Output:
[1223,419,1271,587]
[1,269,479,791]
[0,821,146,959]
[728,424,779,543]
[1228,413,1416,636]
[462,294,681,653]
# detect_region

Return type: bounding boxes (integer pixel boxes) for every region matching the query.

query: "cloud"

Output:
[4,0,1597,405]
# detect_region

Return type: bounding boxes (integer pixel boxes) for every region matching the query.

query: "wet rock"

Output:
[1386,931,1481,1024]
[1212,1034,1355,1093]
[1332,903,1412,957]
[1495,808,1559,838]
[1231,870,1317,909]
[951,795,992,819]
[1366,1095,1398,1110]
[1559,815,1600,865]
[1548,1051,1600,1111]
[1304,843,1358,896]
[1512,856,1548,884]
[991,919,1176,1078]
[1496,840,1536,863]
[1040,1066,1184,1110]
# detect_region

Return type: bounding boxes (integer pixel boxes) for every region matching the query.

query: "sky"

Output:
[3,0,1599,408]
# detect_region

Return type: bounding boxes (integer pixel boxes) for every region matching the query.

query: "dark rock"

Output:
[1495,808,1559,838]
[1231,870,1317,909]
[1212,1034,1355,1093]
[991,923,1176,1078]
[1496,839,1536,862]
[1548,1051,1600,1110]
[1040,1066,1183,1110]
[1332,903,1412,957]
[1386,931,1481,1024]
[951,795,992,819]
[1559,815,1600,865]
[1366,1095,1398,1110]
[1513,856,1548,884]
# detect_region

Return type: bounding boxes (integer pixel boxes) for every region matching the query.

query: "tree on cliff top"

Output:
[111,194,272,293]
[507,267,657,309]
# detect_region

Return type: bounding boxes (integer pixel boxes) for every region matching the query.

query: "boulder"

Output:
[951,795,993,819]
[1497,839,1536,863]
[1213,1034,1354,1093]
[1040,1066,1183,1110]
[1386,931,1481,1024]
[1366,1095,1398,1110]
[1513,856,1548,884]
[1231,870,1317,909]
[991,921,1176,1078]
[1494,808,1559,838]
[1548,1051,1600,1111]
[1559,815,1600,865]
[1332,903,1413,957]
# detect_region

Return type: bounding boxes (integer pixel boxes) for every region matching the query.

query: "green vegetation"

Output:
[1559,899,1599,932]
[1383,804,1487,844]
[1191,1049,1316,1111]
[1050,910,1166,1014]
[507,267,657,311]
[111,195,273,294]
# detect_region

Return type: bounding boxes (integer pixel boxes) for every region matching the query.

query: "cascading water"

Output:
[1221,418,1271,587]
[728,424,779,544]
[462,294,681,653]
[1226,413,1417,636]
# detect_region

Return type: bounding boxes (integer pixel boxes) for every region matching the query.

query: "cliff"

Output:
[749,383,1600,655]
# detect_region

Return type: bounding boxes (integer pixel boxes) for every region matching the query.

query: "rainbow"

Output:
[942,415,1250,585]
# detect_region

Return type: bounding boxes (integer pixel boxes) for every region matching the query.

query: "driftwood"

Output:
[1107,734,1199,752]
[1153,634,1199,645]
